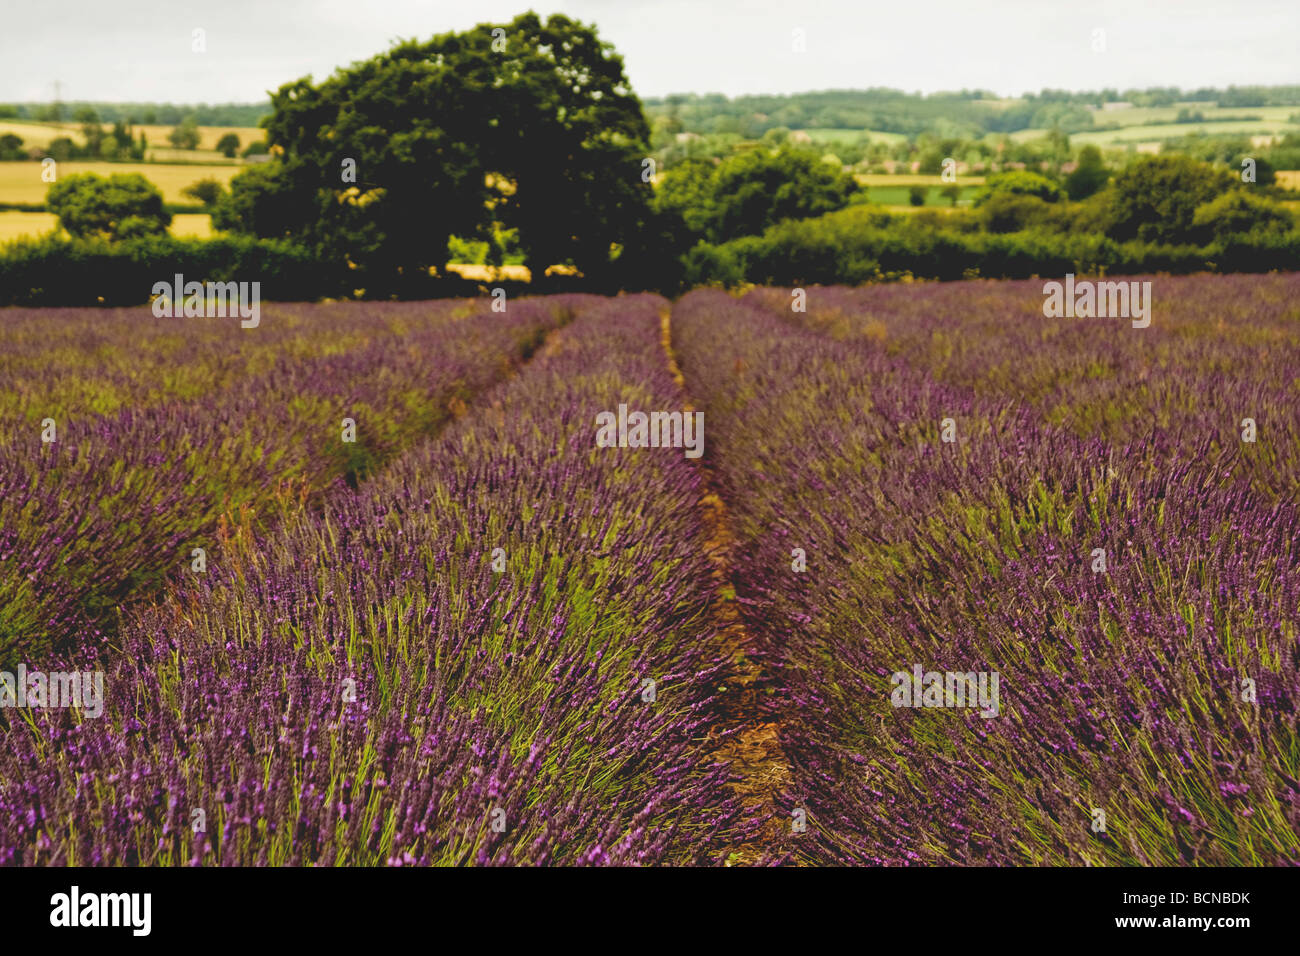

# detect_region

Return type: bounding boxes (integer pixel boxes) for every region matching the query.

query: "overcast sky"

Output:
[1,0,1296,104]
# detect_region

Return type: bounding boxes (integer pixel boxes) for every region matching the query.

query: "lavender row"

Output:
[0,294,752,865]
[671,287,1300,865]
[750,273,1300,500]
[0,297,581,663]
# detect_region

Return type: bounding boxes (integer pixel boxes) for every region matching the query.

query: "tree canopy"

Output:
[1065,145,1109,200]
[654,147,858,245]
[1107,155,1235,244]
[216,13,654,290]
[46,173,171,241]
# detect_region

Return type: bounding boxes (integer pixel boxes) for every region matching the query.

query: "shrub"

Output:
[168,121,201,150]
[677,204,1234,287]
[215,132,241,158]
[681,240,746,287]
[1108,154,1235,245]
[663,148,859,244]
[979,193,1056,233]
[978,170,1065,204]
[180,177,227,208]
[1191,190,1295,245]
[1065,145,1109,200]
[46,172,171,241]
[0,233,334,306]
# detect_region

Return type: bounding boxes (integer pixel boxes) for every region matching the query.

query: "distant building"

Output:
[1101,101,1134,111]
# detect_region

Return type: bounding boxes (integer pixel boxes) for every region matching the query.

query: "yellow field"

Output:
[444,264,532,281]
[0,162,241,205]
[0,211,57,241]
[1275,170,1300,189]
[0,121,83,146]
[170,213,213,238]
[132,124,264,151]
[0,120,263,151]
[141,148,237,164]
[0,210,213,243]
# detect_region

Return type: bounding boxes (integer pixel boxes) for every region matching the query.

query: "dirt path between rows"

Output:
[658,305,793,866]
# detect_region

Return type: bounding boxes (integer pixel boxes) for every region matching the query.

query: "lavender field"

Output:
[1,274,1297,866]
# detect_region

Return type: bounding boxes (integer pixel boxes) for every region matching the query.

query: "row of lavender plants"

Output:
[671,285,1300,865]
[749,273,1300,500]
[0,297,582,663]
[0,295,753,865]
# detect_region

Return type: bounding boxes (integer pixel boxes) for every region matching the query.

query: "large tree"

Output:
[219,13,653,289]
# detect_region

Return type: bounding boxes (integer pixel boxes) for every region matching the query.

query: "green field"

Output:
[802,127,908,146]
[1064,120,1300,147]
[1005,104,1300,147]
[1082,103,1299,127]
[0,161,241,205]
[859,185,979,208]
[855,173,987,187]
[784,104,1300,151]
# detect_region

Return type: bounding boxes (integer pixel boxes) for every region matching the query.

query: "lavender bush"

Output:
[0,297,580,662]
[0,295,753,865]
[3,273,1295,867]
[672,280,1300,865]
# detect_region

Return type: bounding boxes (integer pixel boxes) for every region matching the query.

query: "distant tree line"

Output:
[0,108,148,162]
[0,101,271,126]
[4,32,1297,303]
[679,152,1300,287]
[642,85,1300,140]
